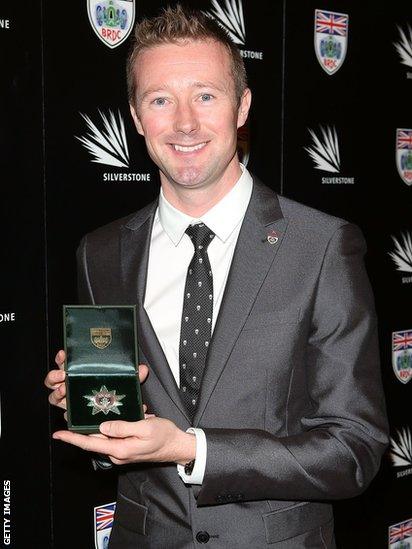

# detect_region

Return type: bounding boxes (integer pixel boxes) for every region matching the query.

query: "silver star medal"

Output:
[83,385,126,415]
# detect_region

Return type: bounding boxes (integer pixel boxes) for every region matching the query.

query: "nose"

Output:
[173,101,200,135]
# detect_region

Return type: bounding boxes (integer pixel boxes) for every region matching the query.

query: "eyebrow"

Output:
[191,81,227,92]
[138,81,228,103]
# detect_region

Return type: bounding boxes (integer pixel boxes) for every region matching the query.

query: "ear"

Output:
[130,103,144,136]
[237,88,252,129]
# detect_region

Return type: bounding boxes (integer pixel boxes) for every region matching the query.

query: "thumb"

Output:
[99,420,140,438]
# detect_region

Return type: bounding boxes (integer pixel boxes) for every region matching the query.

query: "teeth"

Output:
[173,142,206,152]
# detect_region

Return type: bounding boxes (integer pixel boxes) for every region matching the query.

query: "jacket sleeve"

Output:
[196,223,389,506]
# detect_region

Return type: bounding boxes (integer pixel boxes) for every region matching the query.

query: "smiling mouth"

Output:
[171,142,207,153]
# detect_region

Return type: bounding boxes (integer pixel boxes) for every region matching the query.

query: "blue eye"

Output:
[153,98,167,106]
[200,94,213,102]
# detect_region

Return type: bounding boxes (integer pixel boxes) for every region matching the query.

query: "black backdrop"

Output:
[1,1,412,548]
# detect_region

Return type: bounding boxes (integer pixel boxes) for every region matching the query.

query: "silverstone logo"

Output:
[206,0,262,60]
[394,24,412,79]
[77,110,130,168]
[389,427,412,479]
[76,110,151,182]
[0,19,11,30]
[304,126,354,184]
[207,0,245,45]
[389,232,412,283]
[88,0,135,49]
[305,126,340,172]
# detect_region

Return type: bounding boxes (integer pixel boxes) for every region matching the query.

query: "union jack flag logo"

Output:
[397,129,412,149]
[393,331,412,350]
[389,518,412,546]
[314,10,349,75]
[315,10,348,36]
[96,502,115,530]
[396,129,412,186]
[94,502,116,549]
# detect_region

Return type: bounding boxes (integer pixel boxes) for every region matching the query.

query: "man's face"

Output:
[130,39,251,192]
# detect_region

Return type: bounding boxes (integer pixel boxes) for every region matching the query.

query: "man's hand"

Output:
[46,350,196,466]
[44,350,150,417]
[44,351,149,411]
[44,350,69,412]
[52,417,196,466]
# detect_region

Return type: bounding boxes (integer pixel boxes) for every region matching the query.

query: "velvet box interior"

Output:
[63,305,143,433]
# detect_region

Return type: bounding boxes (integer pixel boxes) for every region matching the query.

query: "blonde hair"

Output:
[126,4,247,107]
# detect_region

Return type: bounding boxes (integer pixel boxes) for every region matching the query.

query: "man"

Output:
[45,5,389,548]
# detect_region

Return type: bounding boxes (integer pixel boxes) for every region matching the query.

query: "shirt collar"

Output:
[158,164,253,246]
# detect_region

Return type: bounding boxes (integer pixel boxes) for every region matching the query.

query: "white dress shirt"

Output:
[144,165,253,484]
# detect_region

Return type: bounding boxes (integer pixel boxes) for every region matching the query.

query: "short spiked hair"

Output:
[126,4,247,107]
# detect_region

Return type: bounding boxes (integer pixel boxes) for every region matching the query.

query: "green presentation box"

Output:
[63,305,143,433]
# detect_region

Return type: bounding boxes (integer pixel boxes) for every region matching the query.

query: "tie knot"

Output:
[185,222,215,251]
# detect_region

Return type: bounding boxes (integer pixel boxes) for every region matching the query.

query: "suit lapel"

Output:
[193,179,289,426]
[120,201,191,422]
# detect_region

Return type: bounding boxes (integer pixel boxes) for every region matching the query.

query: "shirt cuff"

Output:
[177,428,207,485]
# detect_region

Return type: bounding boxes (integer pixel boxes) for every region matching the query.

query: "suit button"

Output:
[196,531,210,543]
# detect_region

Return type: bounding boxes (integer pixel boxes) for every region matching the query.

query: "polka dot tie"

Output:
[179,222,215,420]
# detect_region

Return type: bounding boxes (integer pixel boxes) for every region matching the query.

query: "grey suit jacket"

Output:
[77,178,389,548]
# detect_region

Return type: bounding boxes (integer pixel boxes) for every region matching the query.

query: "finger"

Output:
[99,420,143,438]
[138,364,149,383]
[143,404,147,413]
[48,387,67,409]
[54,350,66,369]
[44,369,65,389]
[53,430,122,456]
[48,393,67,410]
[109,456,125,465]
[50,382,66,400]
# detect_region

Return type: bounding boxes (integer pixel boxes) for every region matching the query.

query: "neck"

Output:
[160,161,242,218]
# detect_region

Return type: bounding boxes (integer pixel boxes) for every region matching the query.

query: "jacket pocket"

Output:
[262,501,333,543]
[115,493,148,535]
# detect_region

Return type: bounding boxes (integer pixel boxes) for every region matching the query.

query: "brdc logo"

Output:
[314,9,349,75]
[392,330,412,384]
[94,502,116,549]
[396,129,412,186]
[88,0,135,49]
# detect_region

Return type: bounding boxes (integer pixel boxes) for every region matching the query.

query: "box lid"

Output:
[63,305,138,376]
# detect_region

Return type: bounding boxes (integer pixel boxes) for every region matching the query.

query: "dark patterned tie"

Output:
[179,223,215,420]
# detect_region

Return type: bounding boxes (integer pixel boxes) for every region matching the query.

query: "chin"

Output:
[173,168,207,187]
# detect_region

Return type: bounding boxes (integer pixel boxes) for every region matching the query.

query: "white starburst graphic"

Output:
[304,126,340,173]
[394,24,412,68]
[389,427,412,467]
[76,110,130,168]
[389,232,412,273]
[206,0,245,45]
